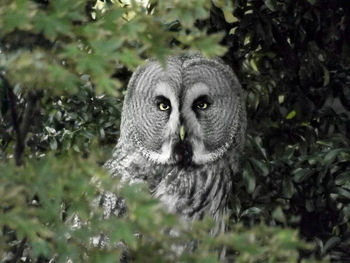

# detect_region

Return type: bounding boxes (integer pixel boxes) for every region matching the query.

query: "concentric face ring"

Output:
[120,55,246,165]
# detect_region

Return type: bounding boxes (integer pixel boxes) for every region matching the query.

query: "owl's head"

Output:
[120,54,246,166]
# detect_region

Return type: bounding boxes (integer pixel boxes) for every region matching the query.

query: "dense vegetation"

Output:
[1,0,349,262]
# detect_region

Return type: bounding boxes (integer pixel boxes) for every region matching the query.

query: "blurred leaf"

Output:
[293,168,312,183]
[243,161,256,194]
[241,207,262,217]
[252,136,268,160]
[32,240,51,258]
[272,206,286,223]
[307,0,317,5]
[249,158,269,176]
[0,0,349,261]
[286,110,296,120]
[50,138,57,150]
[264,0,276,11]
[322,237,341,255]
[335,187,350,199]
[324,149,343,166]
[282,178,295,199]
[250,59,259,72]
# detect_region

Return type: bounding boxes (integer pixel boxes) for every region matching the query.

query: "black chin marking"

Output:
[173,141,193,167]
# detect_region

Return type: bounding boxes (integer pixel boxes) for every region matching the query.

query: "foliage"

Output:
[203,1,350,261]
[0,152,315,263]
[0,0,349,262]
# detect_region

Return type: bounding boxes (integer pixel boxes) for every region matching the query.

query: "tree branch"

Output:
[3,76,42,166]
[4,77,22,166]
[16,91,42,166]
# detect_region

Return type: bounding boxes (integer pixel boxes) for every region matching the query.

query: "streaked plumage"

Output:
[103,53,246,235]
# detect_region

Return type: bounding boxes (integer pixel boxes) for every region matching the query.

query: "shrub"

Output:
[1,0,349,262]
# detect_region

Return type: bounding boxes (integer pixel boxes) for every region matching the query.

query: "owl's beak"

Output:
[179,125,185,141]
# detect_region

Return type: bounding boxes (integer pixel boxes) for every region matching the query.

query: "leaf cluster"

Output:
[0,152,318,263]
[1,0,349,262]
[205,0,350,261]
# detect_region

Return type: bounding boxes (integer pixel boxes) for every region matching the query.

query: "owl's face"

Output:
[121,55,245,166]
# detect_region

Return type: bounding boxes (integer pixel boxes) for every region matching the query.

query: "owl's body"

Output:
[103,54,246,235]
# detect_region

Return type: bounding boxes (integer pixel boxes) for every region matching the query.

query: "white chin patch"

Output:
[192,146,213,165]
[193,139,232,165]
[144,139,174,164]
[191,138,224,165]
[145,139,217,166]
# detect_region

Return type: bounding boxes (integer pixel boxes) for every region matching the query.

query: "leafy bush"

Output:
[0,152,315,263]
[1,0,349,262]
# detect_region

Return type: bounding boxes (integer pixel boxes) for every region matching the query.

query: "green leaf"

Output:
[223,10,238,23]
[33,12,72,41]
[32,240,51,258]
[286,110,296,120]
[322,237,341,255]
[0,1,34,34]
[250,59,259,72]
[252,136,268,160]
[305,199,314,212]
[272,206,286,223]
[335,187,350,199]
[50,138,58,150]
[292,168,312,183]
[335,172,350,186]
[322,66,330,86]
[186,32,227,57]
[243,162,256,194]
[249,158,269,176]
[111,221,137,247]
[324,149,343,166]
[283,146,296,160]
[307,0,316,5]
[264,0,276,11]
[241,207,262,217]
[231,198,241,217]
[282,178,295,198]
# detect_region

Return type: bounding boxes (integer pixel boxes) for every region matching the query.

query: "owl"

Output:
[102,53,246,235]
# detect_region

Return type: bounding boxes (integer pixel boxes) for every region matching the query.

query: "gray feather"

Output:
[103,53,246,236]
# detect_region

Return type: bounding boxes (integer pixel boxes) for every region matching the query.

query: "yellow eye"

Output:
[196,102,208,110]
[159,102,170,111]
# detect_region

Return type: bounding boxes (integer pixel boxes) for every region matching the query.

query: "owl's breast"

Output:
[106,141,234,234]
[151,162,232,226]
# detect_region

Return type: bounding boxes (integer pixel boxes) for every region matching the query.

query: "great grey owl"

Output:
[102,53,246,235]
